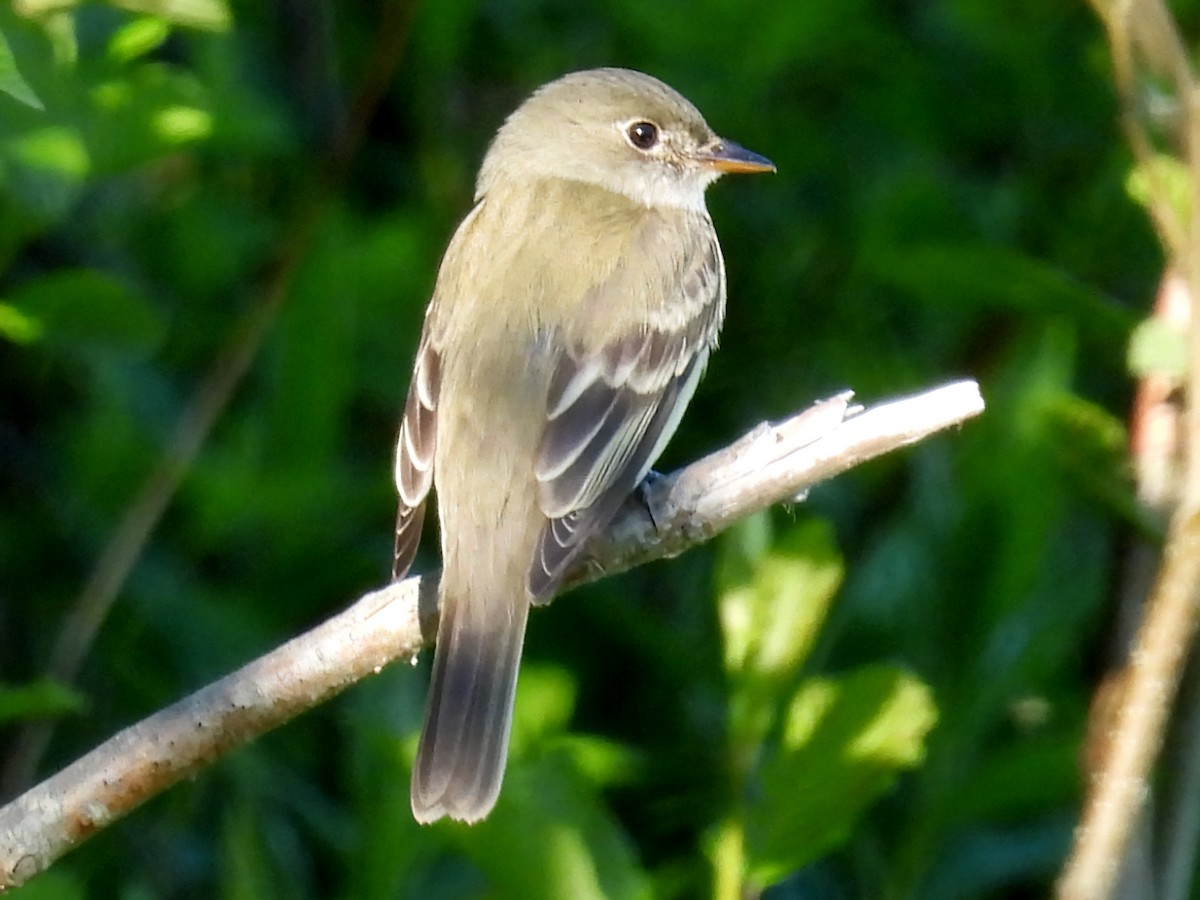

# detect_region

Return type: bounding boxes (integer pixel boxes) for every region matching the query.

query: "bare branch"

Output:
[0,380,984,891]
[1059,2,1200,898]
[1060,514,1200,900]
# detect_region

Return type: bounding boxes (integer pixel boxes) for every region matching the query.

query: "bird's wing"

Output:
[529,227,725,601]
[393,326,440,580]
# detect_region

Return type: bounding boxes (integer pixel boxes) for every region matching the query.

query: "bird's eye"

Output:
[626,121,660,150]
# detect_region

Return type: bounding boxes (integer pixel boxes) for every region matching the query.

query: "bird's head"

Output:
[477,68,774,211]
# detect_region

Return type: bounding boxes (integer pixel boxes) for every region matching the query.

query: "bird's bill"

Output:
[697,139,776,174]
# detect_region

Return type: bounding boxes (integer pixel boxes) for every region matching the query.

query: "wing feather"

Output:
[528,227,725,600]
[393,332,441,580]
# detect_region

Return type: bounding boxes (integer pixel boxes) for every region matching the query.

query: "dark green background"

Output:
[0,1,1168,897]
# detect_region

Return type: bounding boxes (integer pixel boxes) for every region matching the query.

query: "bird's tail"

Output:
[410,586,529,823]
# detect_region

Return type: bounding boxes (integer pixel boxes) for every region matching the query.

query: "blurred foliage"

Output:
[0,0,1166,897]
[0,680,85,726]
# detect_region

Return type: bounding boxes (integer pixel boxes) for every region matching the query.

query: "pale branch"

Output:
[0,379,984,890]
[1057,3,1200,899]
[1060,514,1200,900]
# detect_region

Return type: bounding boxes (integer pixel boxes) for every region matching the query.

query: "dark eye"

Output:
[626,121,659,150]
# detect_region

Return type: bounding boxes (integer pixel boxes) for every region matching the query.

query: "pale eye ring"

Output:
[626,121,660,150]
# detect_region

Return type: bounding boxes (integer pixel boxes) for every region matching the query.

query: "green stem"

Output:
[712,815,747,900]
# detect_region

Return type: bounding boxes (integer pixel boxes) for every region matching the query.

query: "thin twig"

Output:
[1059,2,1200,897]
[0,380,985,890]
[1059,513,1200,900]
[1113,272,1188,900]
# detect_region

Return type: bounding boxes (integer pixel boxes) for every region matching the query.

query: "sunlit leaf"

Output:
[153,102,211,143]
[718,516,843,682]
[510,664,577,752]
[1128,315,1188,379]
[456,750,651,900]
[0,301,44,343]
[1126,153,1190,234]
[82,63,215,172]
[745,666,937,887]
[5,124,89,179]
[553,734,639,787]
[107,15,171,63]
[107,0,231,31]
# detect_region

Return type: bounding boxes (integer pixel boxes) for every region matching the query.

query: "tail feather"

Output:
[411,590,529,823]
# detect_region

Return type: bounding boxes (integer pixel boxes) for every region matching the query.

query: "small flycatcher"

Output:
[393,68,774,824]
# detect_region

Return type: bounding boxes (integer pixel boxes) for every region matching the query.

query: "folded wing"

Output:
[530,230,725,600]
[393,330,440,580]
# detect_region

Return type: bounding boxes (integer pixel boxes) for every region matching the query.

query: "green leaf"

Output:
[107,16,171,64]
[1126,153,1190,231]
[0,679,87,725]
[5,124,90,180]
[152,103,212,143]
[509,665,577,753]
[2,122,90,221]
[0,301,44,343]
[0,24,43,109]
[718,518,845,759]
[453,749,652,900]
[745,666,937,887]
[107,0,232,32]
[513,666,637,785]
[84,62,215,172]
[552,733,638,788]
[1128,315,1188,379]
[4,268,166,355]
[404,665,645,899]
[718,516,843,682]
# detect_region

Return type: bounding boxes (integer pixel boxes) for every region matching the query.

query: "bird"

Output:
[392,67,774,824]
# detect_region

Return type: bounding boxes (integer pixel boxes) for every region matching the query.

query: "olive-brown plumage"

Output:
[393,68,773,824]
